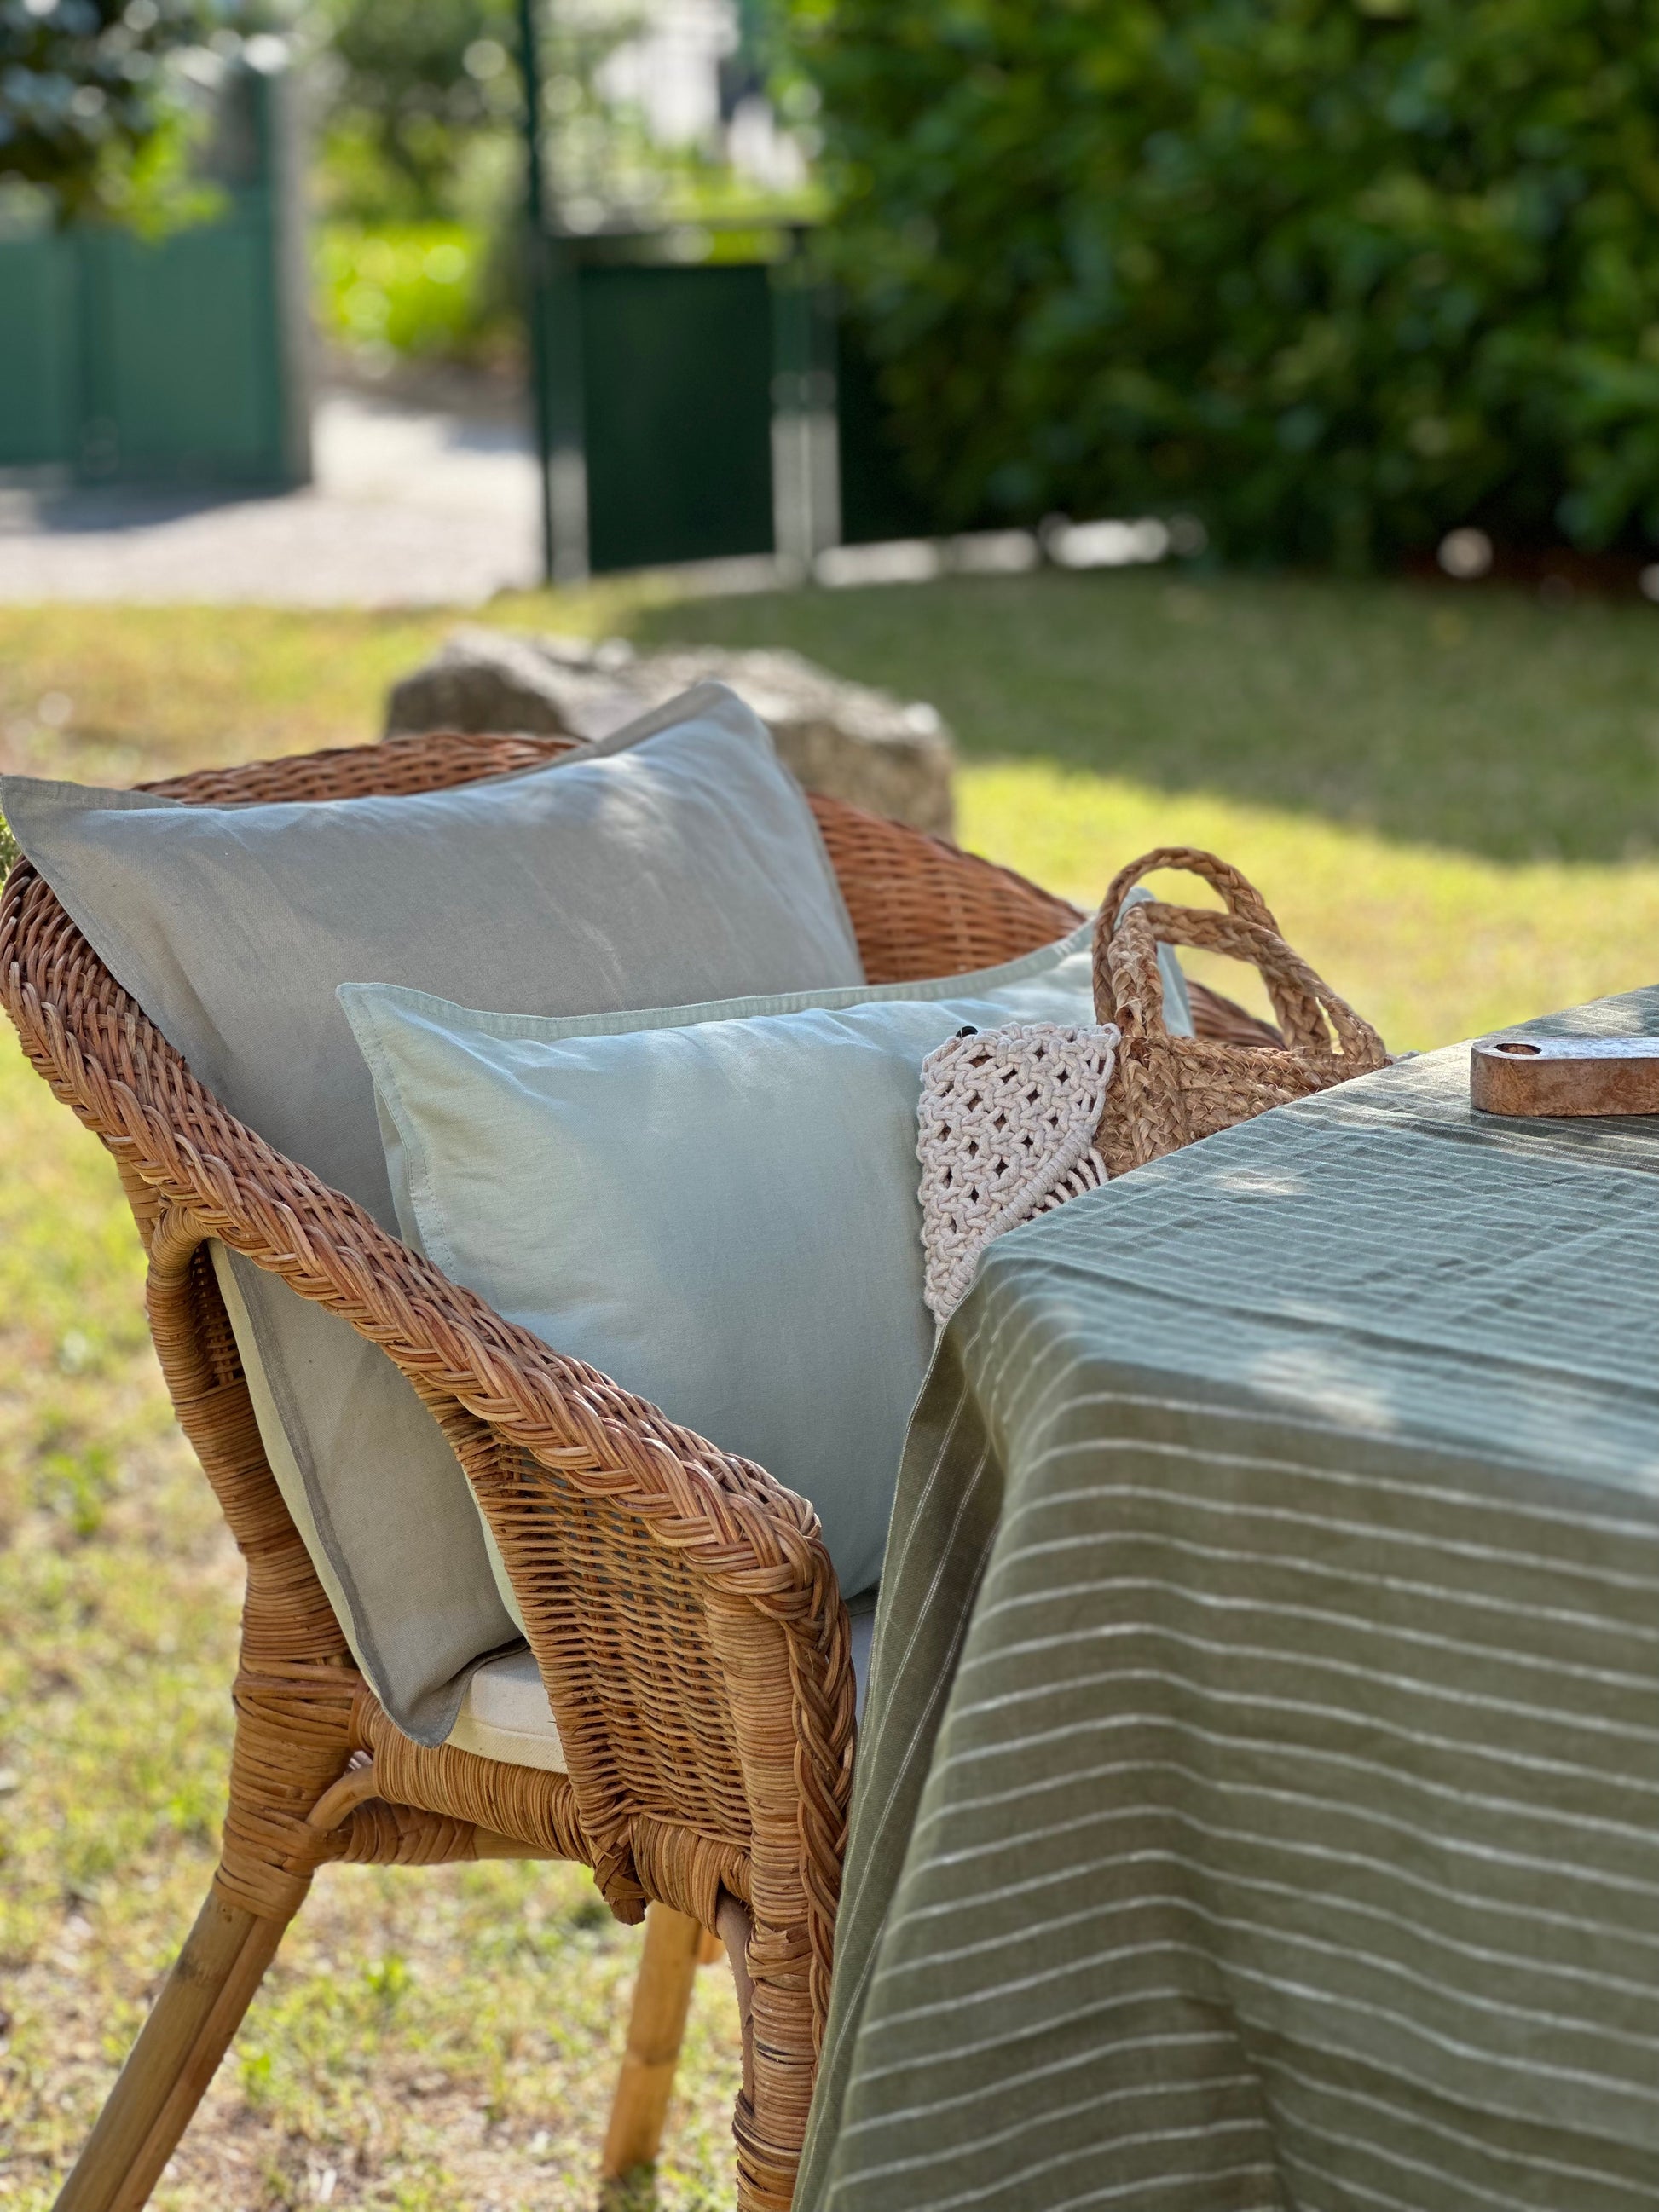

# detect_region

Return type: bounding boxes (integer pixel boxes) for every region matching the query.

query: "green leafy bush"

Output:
[795,0,1659,564]
[315,220,507,361]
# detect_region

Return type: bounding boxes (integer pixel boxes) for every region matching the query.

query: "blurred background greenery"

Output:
[19,0,1659,579]
[304,0,818,378]
[289,0,1659,575]
[796,0,1659,568]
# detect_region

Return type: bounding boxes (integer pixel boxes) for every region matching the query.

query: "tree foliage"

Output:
[0,0,257,222]
[795,0,1659,563]
[319,0,518,222]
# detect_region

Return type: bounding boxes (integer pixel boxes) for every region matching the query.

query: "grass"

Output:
[5,564,1659,2207]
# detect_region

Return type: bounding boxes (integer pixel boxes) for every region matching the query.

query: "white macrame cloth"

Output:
[917,1021,1120,1323]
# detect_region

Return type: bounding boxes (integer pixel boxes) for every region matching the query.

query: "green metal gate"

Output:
[0,234,78,467]
[0,66,307,488]
[536,231,939,577]
[580,261,775,573]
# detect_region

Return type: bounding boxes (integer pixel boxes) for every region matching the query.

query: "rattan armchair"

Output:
[2,731,1275,2212]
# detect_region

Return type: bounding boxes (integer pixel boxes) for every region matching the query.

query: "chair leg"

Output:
[600,1903,705,2185]
[55,1879,293,2212]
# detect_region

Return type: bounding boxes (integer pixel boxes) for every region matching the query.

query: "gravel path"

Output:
[0,389,544,607]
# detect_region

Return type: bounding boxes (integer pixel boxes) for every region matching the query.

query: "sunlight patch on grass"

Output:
[959,759,1659,1052]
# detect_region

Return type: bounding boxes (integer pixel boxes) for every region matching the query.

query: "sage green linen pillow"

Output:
[2,686,864,1740]
[341,918,1149,1613]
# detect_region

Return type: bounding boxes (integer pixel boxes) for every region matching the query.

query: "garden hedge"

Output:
[793,0,1659,564]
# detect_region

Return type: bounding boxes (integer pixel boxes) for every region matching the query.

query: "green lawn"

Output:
[8,566,1659,1048]
[4,566,1659,2209]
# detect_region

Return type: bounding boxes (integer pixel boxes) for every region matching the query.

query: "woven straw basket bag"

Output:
[920,846,1388,1319]
[1095,846,1389,1173]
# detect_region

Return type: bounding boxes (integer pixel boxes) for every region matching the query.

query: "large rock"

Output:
[381,626,628,742]
[383,626,956,837]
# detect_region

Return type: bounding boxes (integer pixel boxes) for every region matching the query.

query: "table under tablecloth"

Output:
[799,990,1659,2212]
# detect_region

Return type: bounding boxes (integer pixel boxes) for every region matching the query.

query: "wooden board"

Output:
[1471,1034,1659,1118]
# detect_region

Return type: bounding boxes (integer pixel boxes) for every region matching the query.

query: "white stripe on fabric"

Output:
[980,1366,1659,1535]
[968,1564,1659,1689]
[831,2115,1270,2212]
[1274,2140,1465,2212]
[905,1792,1659,1976]
[834,2029,1239,2144]
[1002,1458,1659,1594]
[864,1870,1659,2051]
[910,1744,1659,1907]
[839,1975,1251,2084]
[828,2064,1258,2179]
[1263,2047,1659,2202]
[926,1684,1659,1848]
[961,1527,1659,1653]
[999,1400,1659,1546]
[858,1936,1658,2110]
[947,1615,1659,1757]
[1276,2105,1650,2212]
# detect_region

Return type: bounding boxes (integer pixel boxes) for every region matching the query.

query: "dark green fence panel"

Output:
[579,261,775,574]
[835,318,937,547]
[0,234,79,467]
[78,196,288,484]
[0,67,303,488]
[535,234,957,574]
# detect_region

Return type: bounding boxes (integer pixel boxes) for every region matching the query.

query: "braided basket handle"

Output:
[1094,849,1385,1066]
[1103,846,1283,938]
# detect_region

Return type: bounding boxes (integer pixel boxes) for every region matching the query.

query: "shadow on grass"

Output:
[629,569,1659,868]
[598,2168,658,2211]
[597,2163,728,2212]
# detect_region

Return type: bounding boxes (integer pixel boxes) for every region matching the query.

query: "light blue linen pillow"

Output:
[341,915,1186,1610]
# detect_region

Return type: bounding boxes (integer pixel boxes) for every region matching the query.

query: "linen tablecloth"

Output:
[800,991,1659,2212]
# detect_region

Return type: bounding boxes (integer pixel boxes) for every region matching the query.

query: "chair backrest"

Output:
[0,731,1087,1997]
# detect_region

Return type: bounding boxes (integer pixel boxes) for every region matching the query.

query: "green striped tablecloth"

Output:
[799,991,1659,2212]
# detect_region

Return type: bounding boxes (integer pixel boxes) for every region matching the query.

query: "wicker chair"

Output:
[1,731,1275,2212]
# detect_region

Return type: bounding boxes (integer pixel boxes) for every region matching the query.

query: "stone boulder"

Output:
[383,626,956,837]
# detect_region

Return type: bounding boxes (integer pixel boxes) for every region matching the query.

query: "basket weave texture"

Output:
[1,734,1288,2212]
[1095,846,1389,1173]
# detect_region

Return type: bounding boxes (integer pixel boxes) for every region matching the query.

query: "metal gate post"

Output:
[544,239,590,583]
[771,234,840,575]
[517,0,558,583]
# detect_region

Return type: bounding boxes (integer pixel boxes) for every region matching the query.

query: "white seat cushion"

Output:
[445,1593,878,1774]
[448,1644,569,1772]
